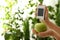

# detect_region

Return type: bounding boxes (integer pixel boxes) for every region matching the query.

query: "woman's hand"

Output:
[38,29,54,37]
[32,29,38,35]
[32,28,60,40]
[32,28,55,38]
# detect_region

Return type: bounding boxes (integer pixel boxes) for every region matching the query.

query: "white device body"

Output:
[37,5,45,20]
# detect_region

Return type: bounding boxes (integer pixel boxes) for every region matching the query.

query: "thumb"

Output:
[32,29,38,35]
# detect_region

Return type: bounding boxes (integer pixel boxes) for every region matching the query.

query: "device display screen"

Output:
[38,8,44,16]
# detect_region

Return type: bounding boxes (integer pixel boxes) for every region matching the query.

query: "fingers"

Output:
[38,29,54,37]
[38,32,48,37]
[32,29,38,35]
[32,28,54,38]
[44,7,48,20]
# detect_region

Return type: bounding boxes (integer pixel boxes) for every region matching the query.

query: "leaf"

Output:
[5,12,11,19]
[48,6,55,12]
[38,0,43,3]
[29,11,33,15]
[3,23,11,29]
[48,13,55,20]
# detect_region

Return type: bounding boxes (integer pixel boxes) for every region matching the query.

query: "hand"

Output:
[32,29,38,35]
[38,29,54,37]
[32,28,54,38]
[32,28,60,40]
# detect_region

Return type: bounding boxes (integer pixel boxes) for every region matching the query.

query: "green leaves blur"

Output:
[5,29,23,40]
[5,12,11,19]
[55,0,60,26]
[23,19,30,40]
[48,6,55,12]
[38,0,43,4]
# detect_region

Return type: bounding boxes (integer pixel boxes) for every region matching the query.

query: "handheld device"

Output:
[37,5,45,20]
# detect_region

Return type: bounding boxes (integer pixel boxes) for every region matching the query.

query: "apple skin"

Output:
[34,23,47,32]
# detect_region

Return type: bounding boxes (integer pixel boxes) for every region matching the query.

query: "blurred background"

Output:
[0,0,60,40]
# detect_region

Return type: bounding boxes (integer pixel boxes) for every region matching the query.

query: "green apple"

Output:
[34,23,47,32]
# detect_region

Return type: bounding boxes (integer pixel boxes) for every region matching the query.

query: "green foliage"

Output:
[55,2,60,26]
[36,36,54,40]
[47,0,60,26]
[31,18,40,29]
[5,12,11,19]
[3,0,18,20]
[4,29,23,40]
[3,23,11,30]
[48,6,55,12]
[48,13,55,20]
[23,19,30,40]
[28,0,35,7]
[38,0,43,4]
[3,6,24,40]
